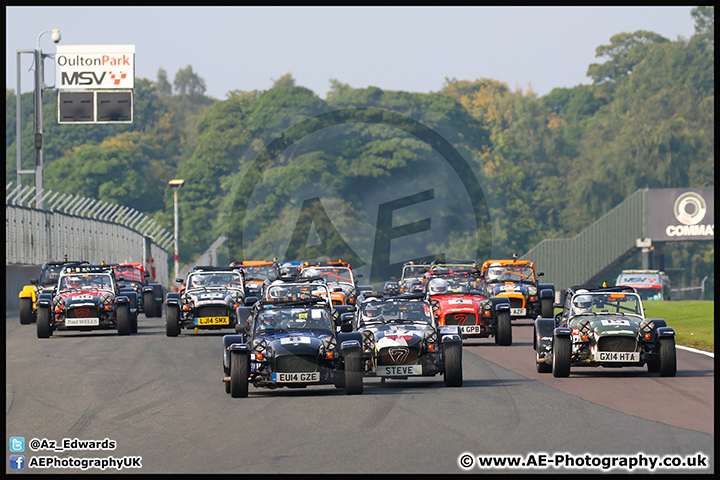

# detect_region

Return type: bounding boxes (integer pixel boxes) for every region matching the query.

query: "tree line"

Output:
[5,7,713,296]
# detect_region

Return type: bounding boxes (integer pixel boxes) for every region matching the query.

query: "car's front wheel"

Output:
[230,351,249,398]
[166,305,180,337]
[117,304,132,336]
[143,291,156,318]
[20,297,34,325]
[344,348,364,395]
[444,342,463,387]
[552,335,571,377]
[37,307,52,339]
[496,311,512,346]
[658,336,677,377]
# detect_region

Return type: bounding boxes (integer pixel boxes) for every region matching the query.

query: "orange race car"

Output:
[480,259,555,321]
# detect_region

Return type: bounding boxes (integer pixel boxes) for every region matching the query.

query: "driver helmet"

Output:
[261,311,279,327]
[364,303,381,318]
[487,263,503,282]
[427,278,448,295]
[573,293,593,313]
[192,274,208,287]
[302,267,321,278]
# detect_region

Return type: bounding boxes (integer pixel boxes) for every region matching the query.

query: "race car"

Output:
[352,293,463,387]
[383,261,431,295]
[111,263,164,317]
[425,273,513,346]
[165,266,253,336]
[18,258,89,325]
[222,284,364,397]
[229,260,280,297]
[480,258,555,321]
[298,261,360,306]
[533,286,677,377]
[35,264,134,338]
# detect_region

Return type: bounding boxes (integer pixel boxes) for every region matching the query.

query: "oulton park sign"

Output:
[55,45,135,90]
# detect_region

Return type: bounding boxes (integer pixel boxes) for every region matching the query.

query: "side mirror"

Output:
[244,296,258,306]
[144,272,150,278]
[355,273,363,279]
[537,272,545,277]
[31,278,39,285]
[176,278,184,283]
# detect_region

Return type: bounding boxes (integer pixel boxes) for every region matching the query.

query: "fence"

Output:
[6,182,172,312]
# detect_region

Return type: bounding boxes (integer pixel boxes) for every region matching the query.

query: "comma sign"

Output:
[227,108,494,286]
[647,188,714,241]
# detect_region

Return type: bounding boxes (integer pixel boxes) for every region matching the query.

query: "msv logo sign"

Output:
[56,45,134,89]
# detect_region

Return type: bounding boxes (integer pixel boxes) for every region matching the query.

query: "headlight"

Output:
[528,286,537,296]
[423,329,438,344]
[252,337,267,353]
[100,294,112,306]
[231,291,242,303]
[362,330,375,350]
[480,299,492,311]
[322,336,337,353]
[639,318,655,335]
[53,295,64,309]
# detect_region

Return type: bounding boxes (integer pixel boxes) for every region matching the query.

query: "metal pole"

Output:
[173,187,179,281]
[34,47,44,210]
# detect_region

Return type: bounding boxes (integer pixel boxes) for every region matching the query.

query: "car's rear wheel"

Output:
[444,342,463,387]
[166,305,180,337]
[344,348,364,395]
[20,297,34,325]
[552,335,571,377]
[658,336,677,377]
[230,351,249,398]
[37,307,52,339]
[117,304,132,335]
[143,292,156,317]
[535,335,552,373]
[496,311,512,346]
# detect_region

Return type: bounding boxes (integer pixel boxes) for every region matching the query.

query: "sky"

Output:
[7,6,698,100]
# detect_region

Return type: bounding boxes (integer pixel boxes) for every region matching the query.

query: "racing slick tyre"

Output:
[230,351,249,398]
[658,336,677,377]
[166,305,180,337]
[443,342,463,387]
[535,336,552,373]
[343,348,364,395]
[495,311,512,346]
[36,307,52,339]
[20,297,34,325]
[117,303,132,336]
[552,335,571,377]
[131,311,138,334]
[541,298,553,318]
[143,291,156,318]
[646,357,660,373]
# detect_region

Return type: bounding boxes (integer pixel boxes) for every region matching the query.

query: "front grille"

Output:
[598,336,637,352]
[445,312,477,326]
[196,305,228,318]
[378,346,420,365]
[67,306,98,318]
[508,297,525,309]
[275,354,318,373]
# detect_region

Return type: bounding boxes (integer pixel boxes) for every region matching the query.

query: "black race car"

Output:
[36,264,135,338]
[222,283,364,397]
[18,259,89,325]
[353,293,463,387]
[165,266,253,336]
[111,263,164,318]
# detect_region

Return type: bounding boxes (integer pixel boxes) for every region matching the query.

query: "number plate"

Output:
[460,324,482,334]
[195,316,229,326]
[273,372,320,383]
[65,317,100,326]
[377,365,423,376]
[596,351,640,362]
[510,308,526,316]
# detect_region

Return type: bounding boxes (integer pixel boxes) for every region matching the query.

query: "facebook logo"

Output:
[10,437,25,452]
[10,454,25,470]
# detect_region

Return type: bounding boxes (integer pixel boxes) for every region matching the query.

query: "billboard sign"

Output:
[647,188,714,241]
[55,45,135,90]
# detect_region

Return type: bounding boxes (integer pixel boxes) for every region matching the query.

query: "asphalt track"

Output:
[5,314,714,474]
